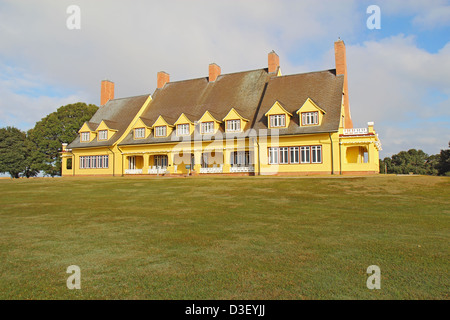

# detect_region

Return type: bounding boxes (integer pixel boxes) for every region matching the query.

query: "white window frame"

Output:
[301,112,319,125]
[154,126,167,137]
[177,124,190,136]
[154,155,168,168]
[268,147,279,164]
[311,146,322,163]
[98,130,108,141]
[226,120,241,132]
[81,132,90,142]
[279,147,289,164]
[134,128,145,139]
[301,146,310,163]
[290,147,299,164]
[201,122,214,134]
[269,114,286,128]
[80,155,108,169]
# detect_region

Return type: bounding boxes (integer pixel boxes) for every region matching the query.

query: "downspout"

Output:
[329,133,334,175]
[107,147,115,177]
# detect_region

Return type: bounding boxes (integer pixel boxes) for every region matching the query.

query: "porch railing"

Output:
[200,165,223,174]
[343,128,368,135]
[125,169,143,174]
[230,165,254,173]
[148,166,168,174]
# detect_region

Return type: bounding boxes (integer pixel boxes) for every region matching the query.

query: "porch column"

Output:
[168,152,175,174]
[193,150,202,173]
[143,154,150,174]
[223,149,231,173]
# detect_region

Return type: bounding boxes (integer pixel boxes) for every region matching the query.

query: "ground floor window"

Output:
[230,151,252,167]
[268,146,321,165]
[80,155,109,169]
[154,155,168,168]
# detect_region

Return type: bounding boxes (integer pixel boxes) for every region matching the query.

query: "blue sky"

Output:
[0,0,449,159]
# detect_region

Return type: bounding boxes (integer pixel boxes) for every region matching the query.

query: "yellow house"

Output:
[62,40,382,177]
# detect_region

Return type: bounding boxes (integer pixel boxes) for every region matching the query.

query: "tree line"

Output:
[379,145,450,176]
[0,103,98,178]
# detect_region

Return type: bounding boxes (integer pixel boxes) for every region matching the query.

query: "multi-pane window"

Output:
[98,130,108,140]
[268,147,279,164]
[230,151,252,167]
[154,126,167,137]
[269,114,286,128]
[226,120,241,132]
[134,128,145,139]
[279,147,289,164]
[154,155,168,168]
[301,146,310,163]
[201,122,214,134]
[301,112,319,125]
[177,124,190,136]
[268,146,321,165]
[80,155,109,169]
[290,147,299,164]
[81,132,90,142]
[311,146,322,163]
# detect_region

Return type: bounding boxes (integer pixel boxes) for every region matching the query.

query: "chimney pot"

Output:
[100,80,114,106]
[157,71,170,89]
[209,63,221,82]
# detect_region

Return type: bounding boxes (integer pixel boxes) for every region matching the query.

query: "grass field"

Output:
[0,175,448,300]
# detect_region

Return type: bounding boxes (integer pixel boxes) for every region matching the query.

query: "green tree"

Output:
[0,127,29,178]
[28,102,98,176]
[437,142,450,176]
[380,149,438,175]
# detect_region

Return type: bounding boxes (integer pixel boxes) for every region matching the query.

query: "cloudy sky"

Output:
[0,0,449,158]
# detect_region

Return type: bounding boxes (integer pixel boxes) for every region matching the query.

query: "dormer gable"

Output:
[78,122,98,142]
[296,97,326,127]
[174,113,194,136]
[95,120,118,141]
[265,101,292,129]
[198,110,222,134]
[131,117,152,139]
[152,115,174,138]
[222,108,249,133]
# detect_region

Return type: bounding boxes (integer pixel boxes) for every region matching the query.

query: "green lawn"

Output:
[0,175,448,299]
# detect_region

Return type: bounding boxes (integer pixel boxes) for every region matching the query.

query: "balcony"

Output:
[125,169,143,174]
[343,128,368,135]
[148,166,168,174]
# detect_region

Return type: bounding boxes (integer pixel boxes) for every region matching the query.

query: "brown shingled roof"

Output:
[68,94,149,149]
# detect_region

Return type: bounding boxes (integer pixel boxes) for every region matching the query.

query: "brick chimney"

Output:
[334,39,353,128]
[157,71,170,89]
[209,63,221,82]
[268,50,279,73]
[100,80,114,106]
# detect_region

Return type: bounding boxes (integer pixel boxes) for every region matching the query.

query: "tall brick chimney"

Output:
[268,50,279,73]
[334,39,353,128]
[100,80,114,106]
[209,63,221,82]
[157,71,170,89]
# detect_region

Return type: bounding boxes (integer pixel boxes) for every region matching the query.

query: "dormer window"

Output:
[302,112,319,125]
[98,130,108,141]
[177,124,190,136]
[269,114,286,128]
[154,126,167,137]
[134,128,145,139]
[81,132,90,142]
[201,122,214,134]
[226,120,241,132]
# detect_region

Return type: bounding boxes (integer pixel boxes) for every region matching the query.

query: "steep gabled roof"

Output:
[68,94,149,149]
[253,69,344,134]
